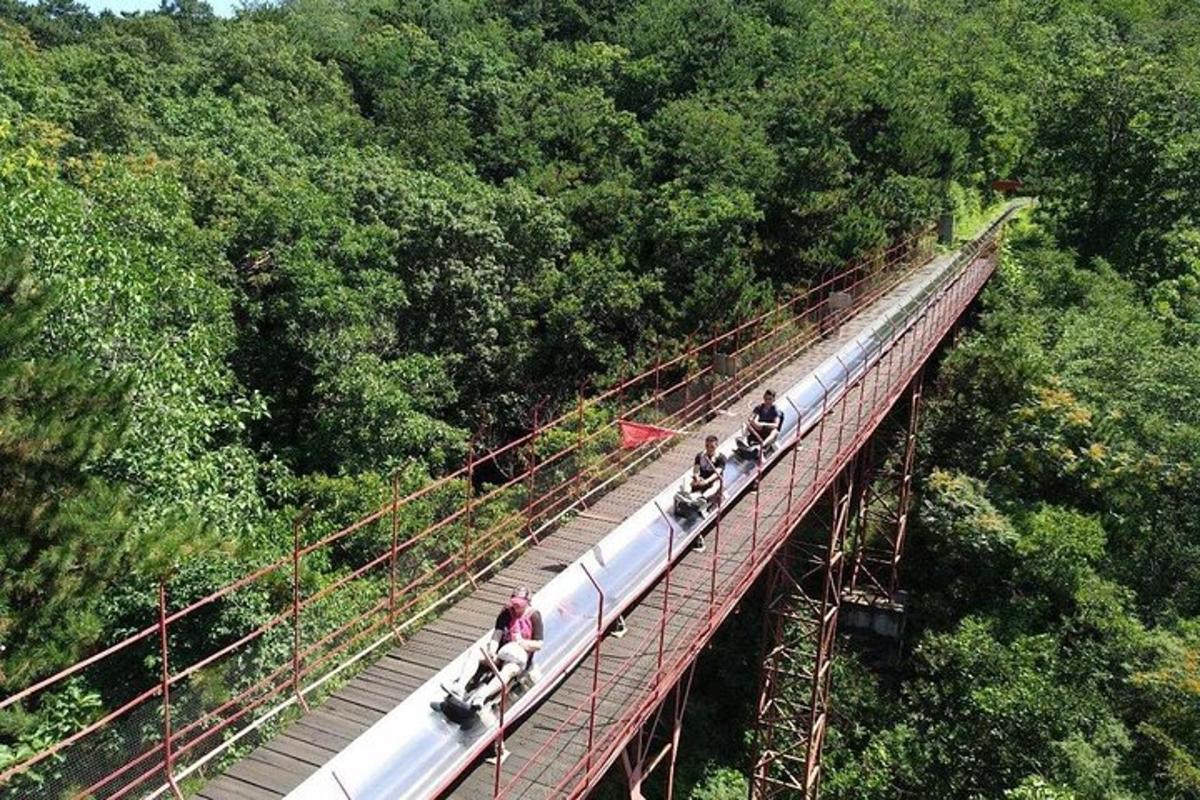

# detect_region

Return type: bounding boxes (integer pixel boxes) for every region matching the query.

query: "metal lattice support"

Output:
[620,662,697,800]
[750,463,857,800]
[846,369,925,602]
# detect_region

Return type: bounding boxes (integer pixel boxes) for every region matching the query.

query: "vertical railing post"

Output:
[575,383,586,501]
[750,314,761,377]
[490,659,509,797]
[890,368,924,600]
[524,402,543,544]
[292,515,310,712]
[614,363,629,478]
[812,376,830,488]
[465,436,477,588]
[679,334,694,422]
[785,398,803,515]
[653,504,675,682]
[751,449,763,553]
[159,582,184,800]
[832,356,851,457]
[708,505,721,623]
[616,362,627,419]
[660,523,674,682]
[580,565,605,778]
[653,345,663,410]
[730,318,742,391]
[849,343,868,430]
[703,332,715,418]
[869,334,886,411]
[389,471,400,629]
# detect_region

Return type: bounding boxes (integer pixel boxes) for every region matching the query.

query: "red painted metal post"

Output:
[291,516,310,712]
[618,361,629,417]
[811,375,830,487]
[802,463,854,797]
[580,565,606,777]
[665,665,695,800]
[389,472,400,629]
[575,385,587,500]
[679,334,694,419]
[850,343,868,431]
[524,403,542,543]
[490,659,509,797]
[465,436,477,588]
[749,554,786,799]
[653,504,675,682]
[832,356,851,457]
[653,346,663,411]
[660,526,673,681]
[914,305,927,360]
[785,398,803,514]
[704,332,716,417]
[750,315,762,380]
[882,337,897,406]
[730,318,741,391]
[158,583,185,800]
[751,450,763,552]
[708,507,721,623]
[869,337,885,411]
[890,368,925,600]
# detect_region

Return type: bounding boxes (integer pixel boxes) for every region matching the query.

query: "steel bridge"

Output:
[0,203,1022,800]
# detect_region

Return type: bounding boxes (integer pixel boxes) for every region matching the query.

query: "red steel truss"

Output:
[0,229,937,800]
[750,463,857,800]
[748,366,923,800]
[847,369,925,602]
[618,662,697,800]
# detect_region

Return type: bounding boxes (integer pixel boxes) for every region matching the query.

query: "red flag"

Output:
[618,420,679,449]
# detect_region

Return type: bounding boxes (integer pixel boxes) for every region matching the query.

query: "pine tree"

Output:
[0,250,134,687]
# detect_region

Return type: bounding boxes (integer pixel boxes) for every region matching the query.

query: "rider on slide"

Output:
[692,434,726,511]
[747,389,783,454]
[689,434,726,551]
[443,587,543,710]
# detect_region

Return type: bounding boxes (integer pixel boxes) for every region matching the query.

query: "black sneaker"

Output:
[694,535,706,553]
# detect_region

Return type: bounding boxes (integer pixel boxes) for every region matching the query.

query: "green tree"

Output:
[0,254,191,685]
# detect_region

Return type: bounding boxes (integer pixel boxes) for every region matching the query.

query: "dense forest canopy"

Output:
[1,0,1199,797]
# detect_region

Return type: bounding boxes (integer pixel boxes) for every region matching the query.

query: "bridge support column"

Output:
[839,370,924,655]
[749,462,856,800]
[621,662,696,800]
[845,367,924,604]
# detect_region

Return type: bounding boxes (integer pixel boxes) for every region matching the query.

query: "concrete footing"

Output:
[839,588,909,640]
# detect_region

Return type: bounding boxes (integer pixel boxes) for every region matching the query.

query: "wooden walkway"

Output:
[196,248,961,800]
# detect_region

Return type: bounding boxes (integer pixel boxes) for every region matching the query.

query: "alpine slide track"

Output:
[0,203,1025,800]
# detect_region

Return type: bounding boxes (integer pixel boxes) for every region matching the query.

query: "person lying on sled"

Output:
[443,587,544,710]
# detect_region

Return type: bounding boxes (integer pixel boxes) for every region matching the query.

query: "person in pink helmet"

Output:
[443,587,544,709]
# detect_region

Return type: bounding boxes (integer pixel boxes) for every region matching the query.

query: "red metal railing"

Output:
[0,228,939,800]
[480,227,1008,799]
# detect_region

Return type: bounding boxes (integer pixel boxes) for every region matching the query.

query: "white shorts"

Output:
[496,641,529,668]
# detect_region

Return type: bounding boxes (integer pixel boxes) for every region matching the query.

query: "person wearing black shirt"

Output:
[689,434,726,551]
[444,587,544,709]
[691,435,726,506]
[747,389,783,452]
